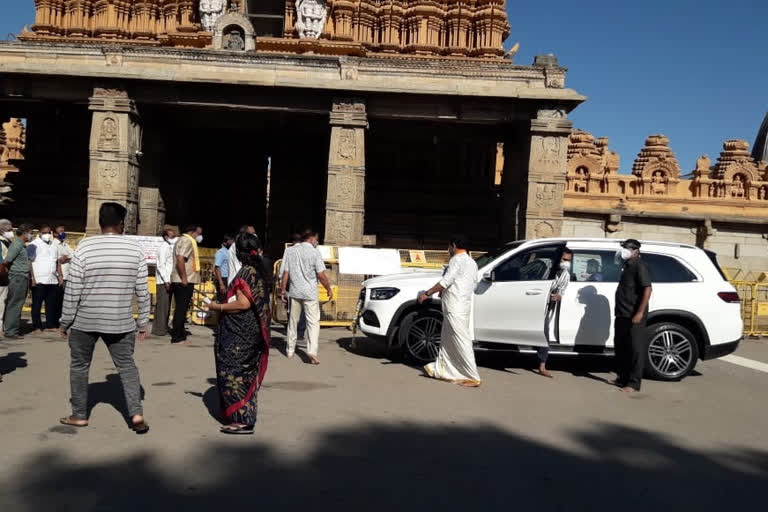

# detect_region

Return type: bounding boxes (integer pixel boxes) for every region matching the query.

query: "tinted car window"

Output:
[493,245,563,282]
[642,253,697,283]
[571,251,621,283]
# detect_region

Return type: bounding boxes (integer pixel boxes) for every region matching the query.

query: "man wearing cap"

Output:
[613,239,652,393]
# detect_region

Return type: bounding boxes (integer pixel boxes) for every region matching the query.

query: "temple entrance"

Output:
[141,106,329,253]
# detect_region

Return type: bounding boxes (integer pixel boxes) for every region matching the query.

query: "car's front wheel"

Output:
[399,309,442,365]
[645,322,699,381]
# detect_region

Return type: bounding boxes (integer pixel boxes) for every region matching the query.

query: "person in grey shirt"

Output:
[280,229,333,364]
[59,202,151,434]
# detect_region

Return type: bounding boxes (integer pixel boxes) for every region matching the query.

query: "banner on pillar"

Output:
[125,235,164,265]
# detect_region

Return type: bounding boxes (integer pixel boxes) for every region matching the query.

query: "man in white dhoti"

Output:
[418,237,481,387]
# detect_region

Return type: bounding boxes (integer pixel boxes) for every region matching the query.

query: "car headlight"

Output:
[370,287,400,300]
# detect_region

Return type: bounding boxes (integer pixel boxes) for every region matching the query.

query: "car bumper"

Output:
[701,338,742,360]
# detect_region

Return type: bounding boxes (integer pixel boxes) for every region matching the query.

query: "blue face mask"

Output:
[57,232,67,241]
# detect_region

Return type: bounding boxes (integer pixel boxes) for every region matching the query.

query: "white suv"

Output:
[358,238,743,381]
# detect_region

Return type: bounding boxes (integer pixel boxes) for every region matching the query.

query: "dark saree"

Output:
[215,265,271,427]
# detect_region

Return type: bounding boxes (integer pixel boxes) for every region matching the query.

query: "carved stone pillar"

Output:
[86,86,141,234]
[324,99,367,246]
[138,187,165,236]
[523,108,572,239]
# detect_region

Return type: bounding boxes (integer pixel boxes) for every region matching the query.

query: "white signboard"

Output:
[125,235,164,265]
[337,247,401,276]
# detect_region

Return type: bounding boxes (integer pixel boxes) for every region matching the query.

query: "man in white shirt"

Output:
[151,226,177,337]
[418,237,481,387]
[0,218,14,334]
[538,248,573,378]
[228,224,256,279]
[28,225,63,333]
[52,224,74,328]
[280,230,333,364]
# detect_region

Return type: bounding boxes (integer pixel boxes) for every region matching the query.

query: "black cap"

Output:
[621,239,642,250]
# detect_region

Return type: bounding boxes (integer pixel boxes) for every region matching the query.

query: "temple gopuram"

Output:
[0,0,581,253]
[0,1,766,274]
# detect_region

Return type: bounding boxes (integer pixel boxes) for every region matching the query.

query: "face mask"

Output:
[4,230,14,240]
[57,232,66,241]
[167,237,176,244]
[559,261,571,272]
[41,233,52,243]
[616,248,633,262]
[195,235,204,244]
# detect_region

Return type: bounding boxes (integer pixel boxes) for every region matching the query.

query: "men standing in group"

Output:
[280,230,332,364]
[3,224,32,339]
[418,237,481,387]
[28,225,63,333]
[537,248,573,378]
[228,224,256,279]
[614,239,652,393]
[214,234,234,302]
[151,226,177,338]
[52,224,74,327]
[171,224,203,344]
[0,219,14,334]
[59,202,151,433]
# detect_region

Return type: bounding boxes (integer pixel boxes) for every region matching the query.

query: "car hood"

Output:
[363,270,442,288]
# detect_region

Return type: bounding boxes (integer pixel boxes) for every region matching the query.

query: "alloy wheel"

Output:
[647,329,694,379]
[405,315,441,363]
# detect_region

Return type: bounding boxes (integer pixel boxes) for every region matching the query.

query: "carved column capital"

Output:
[531,107,573,136]
[330,98,368,128]
[89,85,137,115]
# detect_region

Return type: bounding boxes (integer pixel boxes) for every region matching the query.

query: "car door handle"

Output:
[525,289,543,296]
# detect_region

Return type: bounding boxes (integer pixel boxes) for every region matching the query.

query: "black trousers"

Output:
[31,283,60,330]
[614,317,647,390]
[170,283,195,343]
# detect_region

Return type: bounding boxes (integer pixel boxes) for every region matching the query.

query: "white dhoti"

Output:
[424,311,481,386]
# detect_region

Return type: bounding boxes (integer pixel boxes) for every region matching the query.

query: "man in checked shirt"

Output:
[537,248,573,378]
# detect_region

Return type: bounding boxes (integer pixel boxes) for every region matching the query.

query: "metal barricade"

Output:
[731,280,768,337]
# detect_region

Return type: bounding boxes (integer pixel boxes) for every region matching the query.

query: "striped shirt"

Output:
[60,234,150,334]
[550,267,571,298]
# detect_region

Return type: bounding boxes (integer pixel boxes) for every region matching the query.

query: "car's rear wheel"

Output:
[645,322,699,381]
[399,309,442,365]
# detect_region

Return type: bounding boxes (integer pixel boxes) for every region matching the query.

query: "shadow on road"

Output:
[87,374,146,420]
[2,421,766,511]
[0,351,27,376]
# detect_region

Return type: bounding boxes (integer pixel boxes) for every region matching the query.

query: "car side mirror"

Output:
[482,271,494,282]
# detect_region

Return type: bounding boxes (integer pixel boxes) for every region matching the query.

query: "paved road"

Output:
[1,326,766,511]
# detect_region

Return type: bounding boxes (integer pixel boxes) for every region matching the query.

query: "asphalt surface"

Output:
[1,325,767,511]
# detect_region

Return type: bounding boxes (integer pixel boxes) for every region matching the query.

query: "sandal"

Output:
[60,416,89,427]
[130,418,150,434]
[220,424,254,435]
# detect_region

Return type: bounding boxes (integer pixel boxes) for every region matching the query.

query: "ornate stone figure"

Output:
[295,0,327,39]
[758,186,766,201]
[574,166,589,193]
[224,29,245,51]
[650,170,667,195]
[337,128,356,161]
[97,118,119,150]
[731,174,746,198]
[199,0,226,32]
[696,155,711,176]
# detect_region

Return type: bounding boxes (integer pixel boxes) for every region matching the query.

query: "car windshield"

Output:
[474,241,525,269]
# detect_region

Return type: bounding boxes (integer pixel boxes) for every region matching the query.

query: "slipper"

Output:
[308,356,320,365]
[220,424,254,435]
[130,419,150,434]
[60,416,89,427]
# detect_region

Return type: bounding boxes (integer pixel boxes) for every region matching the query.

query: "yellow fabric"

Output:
[183,234,201,272]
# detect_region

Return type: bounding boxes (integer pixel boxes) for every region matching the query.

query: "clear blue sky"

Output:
[2,0,766,173]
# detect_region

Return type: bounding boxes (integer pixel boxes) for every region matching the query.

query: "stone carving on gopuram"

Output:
[21,1,510,58]
[564,130,768,219]
[200,0,228,32]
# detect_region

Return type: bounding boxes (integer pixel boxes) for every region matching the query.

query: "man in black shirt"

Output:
[614,239,652,393]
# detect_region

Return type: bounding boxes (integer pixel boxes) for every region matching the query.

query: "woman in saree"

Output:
[207,232,272,434]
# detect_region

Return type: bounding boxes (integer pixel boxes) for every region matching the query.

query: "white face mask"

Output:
[616,248,633,262]
[3,230,14,240]
[166,237,176,244]
[559,261,571,272]
[40,233,52,243]
[195,235,204,244]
